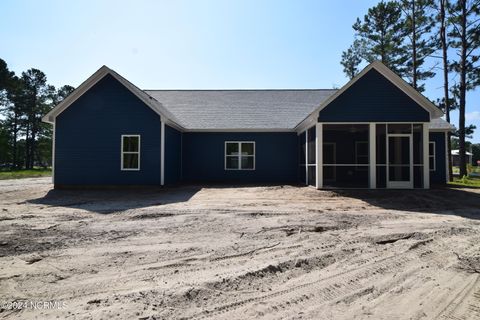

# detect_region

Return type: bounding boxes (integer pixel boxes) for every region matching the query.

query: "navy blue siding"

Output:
[55,74,161,186]
[165,125,182,184]
[182,132,298,183]
[319,69,430,122]
[430,132,447,184]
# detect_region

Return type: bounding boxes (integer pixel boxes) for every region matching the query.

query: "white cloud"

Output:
[466,111,480,121]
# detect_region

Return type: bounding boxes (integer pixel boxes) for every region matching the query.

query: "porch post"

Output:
[305,129,309,186]
[160,120,165,186]
[316,123,323,189]
[369,123,376,188]
[423,123,430,189]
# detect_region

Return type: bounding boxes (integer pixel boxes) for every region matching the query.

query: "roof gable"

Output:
[42,66,184,130]
[318,68,430,122]
[295,61,444,131]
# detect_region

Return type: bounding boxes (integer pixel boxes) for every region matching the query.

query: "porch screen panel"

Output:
[322,124,369,188]
[376,124,387,188]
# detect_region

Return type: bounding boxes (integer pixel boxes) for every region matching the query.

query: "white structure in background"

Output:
[451,149,473,167]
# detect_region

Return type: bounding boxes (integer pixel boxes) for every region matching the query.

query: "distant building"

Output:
[451,150,473,167]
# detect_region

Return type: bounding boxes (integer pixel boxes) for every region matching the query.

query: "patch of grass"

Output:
[452,166,479,177]
[0,168,52,180]
[448,176,480,188]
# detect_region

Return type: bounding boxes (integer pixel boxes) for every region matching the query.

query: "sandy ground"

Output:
[0,178,480,319]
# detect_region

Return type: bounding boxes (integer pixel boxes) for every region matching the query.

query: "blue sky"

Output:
[1,0,479,142]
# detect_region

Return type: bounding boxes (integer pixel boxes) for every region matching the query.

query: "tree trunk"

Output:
[440,0,453,181]
[12,112,18,169]
[458,0,468,178]
[412,0,418,89]
[24,121,30,169]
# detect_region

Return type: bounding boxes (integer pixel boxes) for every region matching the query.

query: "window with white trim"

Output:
[225,142,255,170]
[121,135,140,170]
[429,141,435,171]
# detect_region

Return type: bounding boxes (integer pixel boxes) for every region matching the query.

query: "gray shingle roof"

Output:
[429,117,455,131]
[145,90,337,130]
[144,89,451,131]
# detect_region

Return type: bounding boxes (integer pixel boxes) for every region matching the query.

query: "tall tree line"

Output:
[340,0,480,178]
[0,59,74,169]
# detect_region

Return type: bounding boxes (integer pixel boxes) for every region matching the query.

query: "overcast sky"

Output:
[1,0,479,142]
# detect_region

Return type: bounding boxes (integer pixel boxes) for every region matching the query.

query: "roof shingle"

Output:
[145,89,336,130]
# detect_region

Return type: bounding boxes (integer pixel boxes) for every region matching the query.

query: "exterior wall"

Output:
[55,74,161,186]
[429,132,446,184]
[164,125,182,184]
[182,132,298,183]
[452,154,473,166]
[319,69,430,122]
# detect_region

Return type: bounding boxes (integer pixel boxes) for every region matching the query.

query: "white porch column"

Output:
[423,123,430,189]
[316,123,323,189]
[52,122,55,185]
[160,120,165,186]
[305,129,309,186]
[369,123,376,188]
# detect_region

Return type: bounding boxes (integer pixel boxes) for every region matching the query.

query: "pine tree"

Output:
[448,0,480,177]
[340,40,363,79]
[400,0,437,91]
[19,69,55,169]
[352,1,409,76]
[431,0,454,180]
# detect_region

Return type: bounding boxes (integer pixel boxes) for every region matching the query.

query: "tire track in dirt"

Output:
[436,274,480,320]
[182,246,433,319]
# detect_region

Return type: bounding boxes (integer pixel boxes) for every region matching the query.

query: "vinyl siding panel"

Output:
[55,74,161,186]
[182,132,298,183]
[319,69,430,122]
[165,125,182,184]
[429,132,447,184]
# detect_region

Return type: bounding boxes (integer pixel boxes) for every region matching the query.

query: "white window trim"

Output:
[429,141,436,172]
[225,141,255,171]
[121,134,141,171]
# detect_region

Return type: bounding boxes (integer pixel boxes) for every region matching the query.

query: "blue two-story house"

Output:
[43,61,453,189]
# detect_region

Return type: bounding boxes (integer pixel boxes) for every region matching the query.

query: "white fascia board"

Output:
[42,66,185,132]
[184,128,294,133]
[429,128,455,132]
[294,61,444,132]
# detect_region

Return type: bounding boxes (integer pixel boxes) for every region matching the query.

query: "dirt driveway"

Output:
[1,178,480,319]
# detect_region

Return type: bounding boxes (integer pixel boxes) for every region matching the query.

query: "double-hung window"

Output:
[121,135,140,170]
[225,142,255,170]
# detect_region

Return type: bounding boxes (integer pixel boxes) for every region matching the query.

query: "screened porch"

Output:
[299,123,431,189]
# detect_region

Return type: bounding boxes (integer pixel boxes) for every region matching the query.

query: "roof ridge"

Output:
[143,89,338,92]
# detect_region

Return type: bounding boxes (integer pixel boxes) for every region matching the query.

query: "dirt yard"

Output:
[1,178,480,320]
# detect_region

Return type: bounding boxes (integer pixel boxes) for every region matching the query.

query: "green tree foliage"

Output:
[0,120,10,166]
[351,1,409,76]
[472,143,480,165]
[433,0,453,180]
[447,0,480,177]
[0,59,74,169]
[340,40,363,79]
[400,0,437,91]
